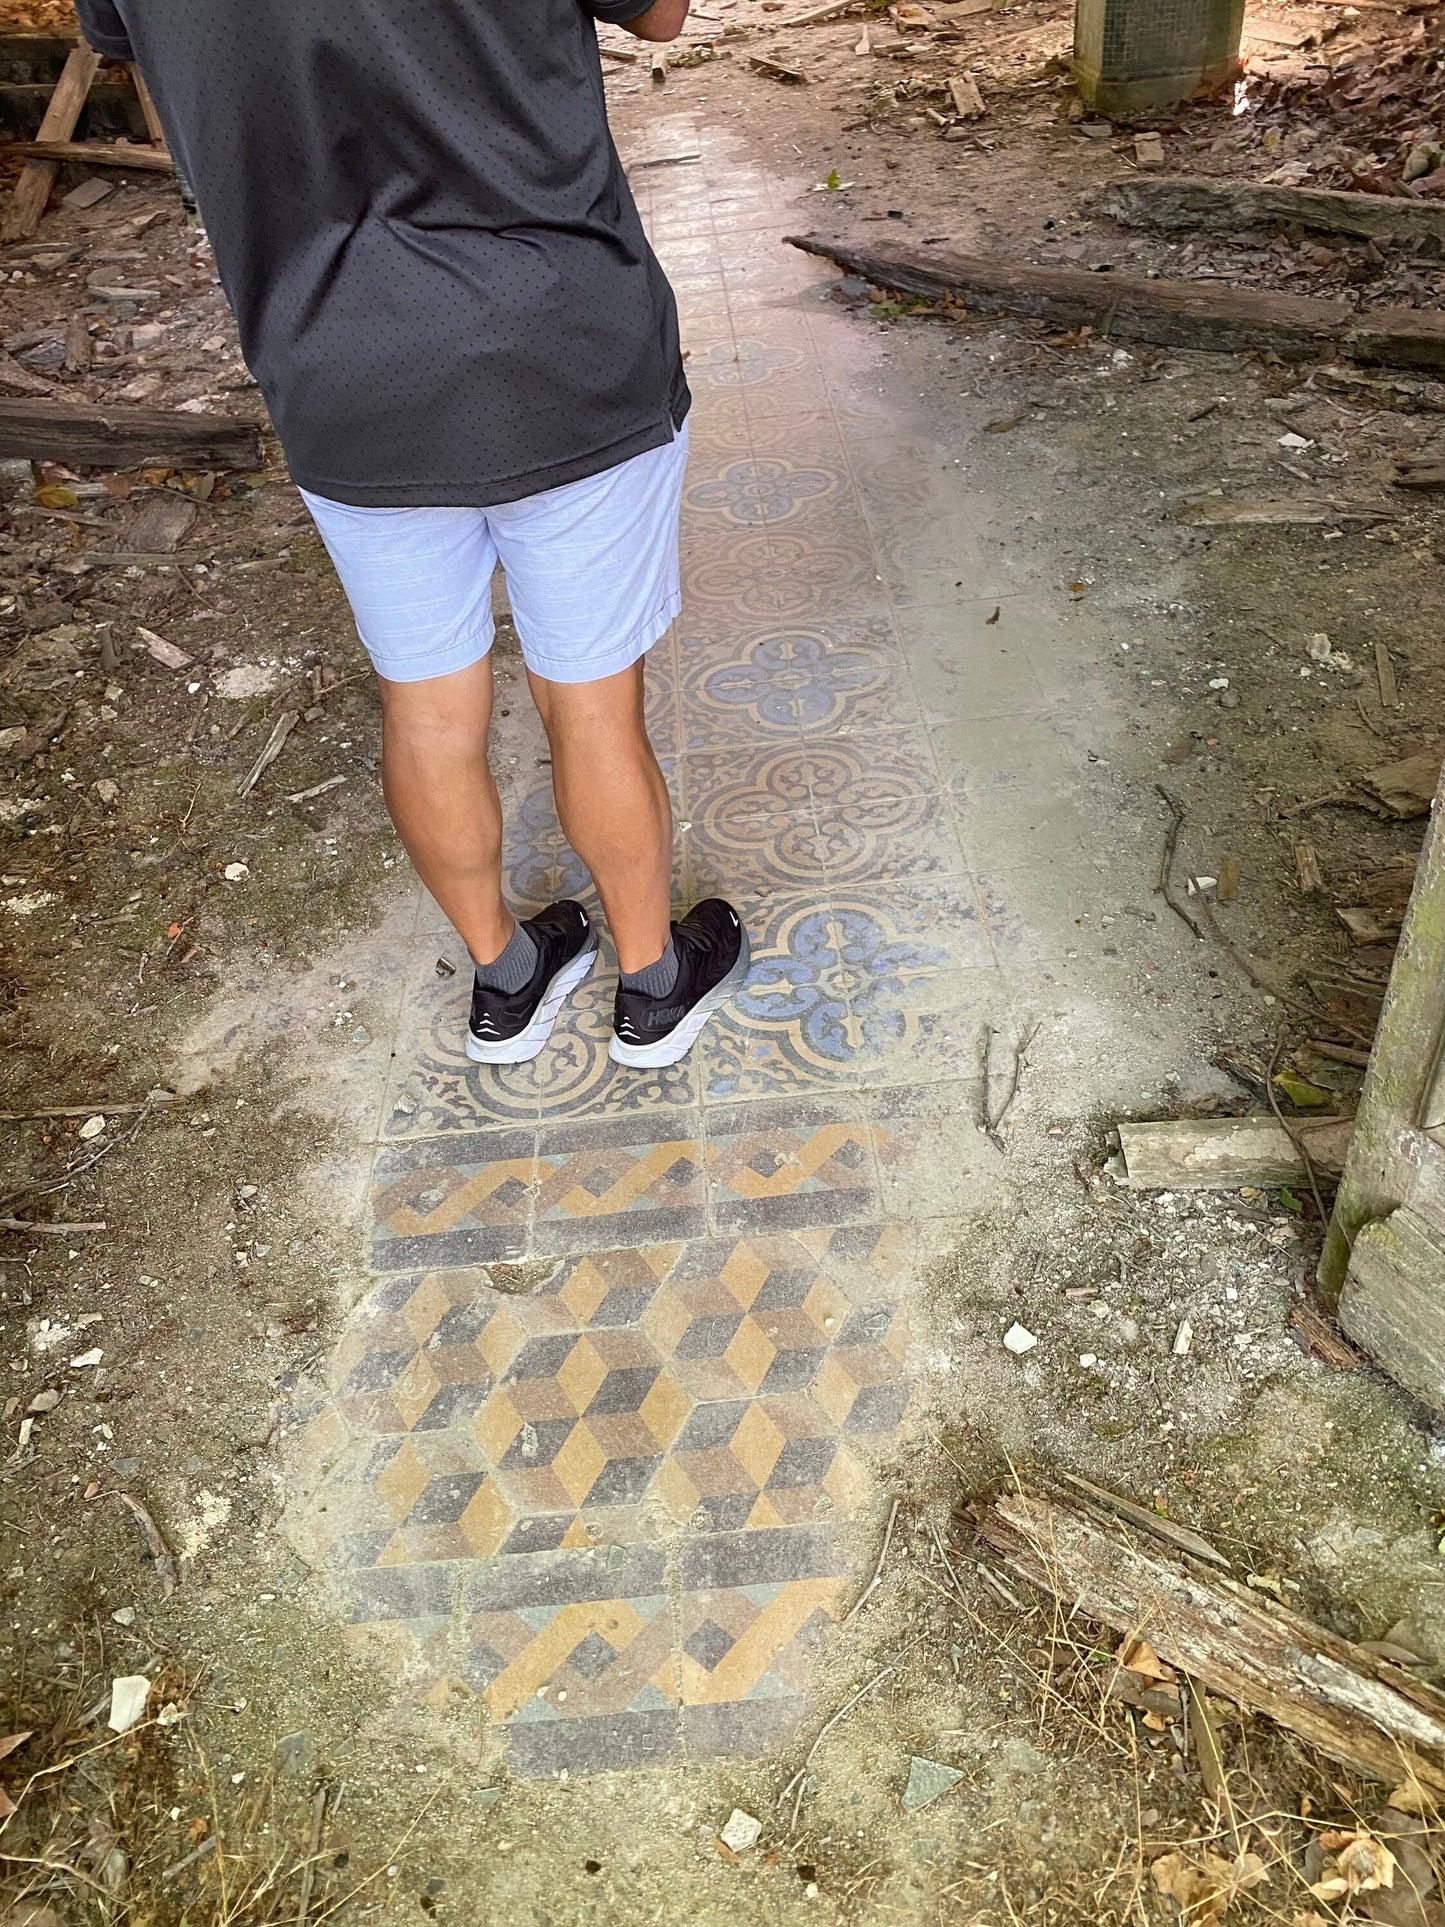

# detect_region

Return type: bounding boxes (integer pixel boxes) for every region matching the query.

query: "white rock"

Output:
[223,862,249,882]
[108,1674,150,1733]
[69,1347,103,1369]
[719,1809,762,1854]
[78,1114,106,1140]
[1003,1323,1037,1356]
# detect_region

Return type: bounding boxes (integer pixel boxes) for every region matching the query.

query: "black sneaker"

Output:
[467,900,597,1065]
[609,899,749,1069]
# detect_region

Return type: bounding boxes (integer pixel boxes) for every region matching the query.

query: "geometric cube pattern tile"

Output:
[288,1239,908,1772]
[284,114,1101,1777]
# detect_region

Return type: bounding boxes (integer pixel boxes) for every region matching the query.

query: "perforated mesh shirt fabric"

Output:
[72,0,690,506]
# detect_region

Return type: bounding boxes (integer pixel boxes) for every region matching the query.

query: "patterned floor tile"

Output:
[700,888,993,1102]
[675,619,916,749]
[703,1095,880,1235]
[682,526,884,625]
[533,1114,709,1253]
[372,1129,536,1272]
[287,1231,909,1772]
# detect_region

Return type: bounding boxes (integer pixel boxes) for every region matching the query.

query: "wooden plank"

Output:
[0,398,262,469]
[1091,173,1445,250]
[1116,1115,1353,1188]
[975,1490,1445,1796]
[130,66,165,145]
[18,137,172,172]
[1338,1209,1445,1417]
[3,40,102,241]
[771,0,863,27]
[1393,457,1445,491]
[1051,1469,1231,1568]
[783,232,1445,372]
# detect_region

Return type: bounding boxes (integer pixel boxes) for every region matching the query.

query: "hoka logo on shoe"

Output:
[648,1005,685,1028]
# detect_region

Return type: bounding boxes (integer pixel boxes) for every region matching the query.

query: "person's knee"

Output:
[379,661,494,749]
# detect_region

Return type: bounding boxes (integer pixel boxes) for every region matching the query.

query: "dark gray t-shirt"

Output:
[73,0,690,506]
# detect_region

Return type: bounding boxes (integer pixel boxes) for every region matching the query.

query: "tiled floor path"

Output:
[286,120,1133,1777]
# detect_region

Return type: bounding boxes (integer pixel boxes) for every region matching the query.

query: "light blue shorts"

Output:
[299,423,688,685]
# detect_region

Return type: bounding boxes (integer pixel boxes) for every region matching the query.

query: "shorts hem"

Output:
[363,621,495,685]
[520,591,681,686]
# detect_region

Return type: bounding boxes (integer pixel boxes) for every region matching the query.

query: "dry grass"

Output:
[0,1639,434,1925]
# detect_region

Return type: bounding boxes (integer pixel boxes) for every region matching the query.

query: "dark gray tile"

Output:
[683,1698,810,1760]
[710,1189,874,1235]
[506,1708,680,1777]
[531,1205,708,1257]
[371,1225,528,1273]
[680,1524,848,1590]
[461,1544,668,1612]
[339,1564,456,1622]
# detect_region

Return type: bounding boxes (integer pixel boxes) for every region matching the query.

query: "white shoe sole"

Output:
[466,941,597,1065]
[608,930,751,1069]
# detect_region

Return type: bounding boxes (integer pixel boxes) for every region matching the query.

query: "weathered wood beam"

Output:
[3,40,101,240]
[0,397,262,469]
[975,1489,1445,1795]
[17,136,171,172]
[1091,173,1445,250]
[784,232,1445,371]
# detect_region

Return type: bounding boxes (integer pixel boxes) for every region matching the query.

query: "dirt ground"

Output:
[3,3,1445,1923]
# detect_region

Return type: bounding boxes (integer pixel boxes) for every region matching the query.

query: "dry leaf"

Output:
[1313,1829,1395,1895]
[34,484,79,510]
[1152,1849,1266,1922]
[0,1731,32,1762]
[0,1785,14,1821]
[1118,1635,1177,1684]
[1386,1779,1430,1815]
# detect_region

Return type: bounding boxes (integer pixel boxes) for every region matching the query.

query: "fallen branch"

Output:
[983,1022,1040,1149]
[113,1491,177,1598]
[237,710,299,800]
[0,1218,105,1234]
[1154,786,1204,940]
[1177,498,1392,526]
[784,233,1445,372]
[0,1097,176,1123]
[17,137,172,173]
[295,1784,329,1927]
[1051,1470,1230,1570]
[974,1488,1445,1796]
[842,1495,900,1626]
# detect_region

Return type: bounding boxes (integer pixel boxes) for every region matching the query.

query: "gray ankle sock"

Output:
[620,936,679,1000]
[475,921,538,994]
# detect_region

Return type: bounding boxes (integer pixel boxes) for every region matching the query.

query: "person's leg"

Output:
[376,658,515,968]
[527,659,672,974]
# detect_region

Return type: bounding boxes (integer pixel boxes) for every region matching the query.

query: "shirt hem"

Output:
[83,28,135,56]
[288,400,691,511]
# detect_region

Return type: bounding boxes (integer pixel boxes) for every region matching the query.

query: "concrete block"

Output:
[1074,0,1244,116]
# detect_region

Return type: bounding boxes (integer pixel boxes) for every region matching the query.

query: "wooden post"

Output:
[131,67,166,146]
[2,40,104,241]
[1319,750,1445,1420]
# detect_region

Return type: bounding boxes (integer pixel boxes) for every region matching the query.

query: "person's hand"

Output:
[621,0,690,40]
